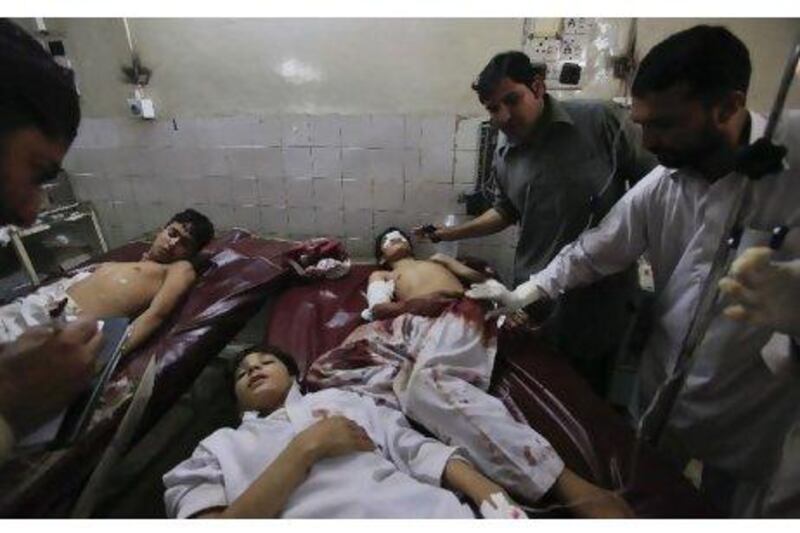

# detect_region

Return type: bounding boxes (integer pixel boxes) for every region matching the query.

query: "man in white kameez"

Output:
[467,25,800,517]
[163,345,527,519]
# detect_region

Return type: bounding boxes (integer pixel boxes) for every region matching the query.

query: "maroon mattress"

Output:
[263,264,718,518]
[0,230,299,517]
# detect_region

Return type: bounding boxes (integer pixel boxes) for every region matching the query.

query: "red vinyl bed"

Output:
[263,263,720,518]
[0,229,300,517]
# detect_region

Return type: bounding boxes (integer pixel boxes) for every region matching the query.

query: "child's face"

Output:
[234,352,294,414]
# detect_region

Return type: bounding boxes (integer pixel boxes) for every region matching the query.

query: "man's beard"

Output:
[655,122,729,171]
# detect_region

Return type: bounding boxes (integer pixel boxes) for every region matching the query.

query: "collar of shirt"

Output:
[666,110,773,181]
[497,94,574,156]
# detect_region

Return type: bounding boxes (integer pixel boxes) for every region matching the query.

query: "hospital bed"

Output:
[262,263,720,518]
[0,229,300,517]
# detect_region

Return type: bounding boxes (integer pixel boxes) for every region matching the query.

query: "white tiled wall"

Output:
[65,114,517,281]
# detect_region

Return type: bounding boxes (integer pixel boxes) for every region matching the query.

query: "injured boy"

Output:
[0,209,214,356]
[163,345,527,518]
[306,227,633,517]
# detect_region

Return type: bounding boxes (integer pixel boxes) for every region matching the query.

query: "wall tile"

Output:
[315,209,344,237]
[283,147,313,178]
[254,116,283,147]
[373,210,406,233]
[420,116,455,151]
[368,149,404,181]
[286,177,315,208]
[419,148,454,183]
[260,206,288,236]
[231,177,259,205]
[372,179,404,211]
[311,147,342,178]
[367,115,405,149]
[310,115,341,147]
[234,204,260,232]
[345,237,371,259]
[179,177,210,206]
[404,117,422,149]
[455,117,483,150]
[312,178,344,210]
[340,116,371,148]
[341,148,369,180]
[282,115,312,147]
[342,178,372,211]
[343,208,373,240]
[402,149,421,182]
[257,177,287,206]
[205,176,233,205]
[453,150,478,184]
[107,177,135,202]
[227,147,278,178]
[288,207,316,234]
[63,149,106,175]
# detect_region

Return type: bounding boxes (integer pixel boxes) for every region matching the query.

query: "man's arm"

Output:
[0,320,102,460]
[190,416,374,518]
[429,253,489,284]
[122,261,196,355]
[467,172,659,311]
[413,208,512,243]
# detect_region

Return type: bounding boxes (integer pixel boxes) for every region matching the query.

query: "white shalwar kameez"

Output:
[525,110,800,516]
[163,384,475,518]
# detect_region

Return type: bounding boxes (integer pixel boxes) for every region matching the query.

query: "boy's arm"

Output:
[442,458,518,513]
[429,253,489,284]
[193,416,374,518]
[122,261,195,355]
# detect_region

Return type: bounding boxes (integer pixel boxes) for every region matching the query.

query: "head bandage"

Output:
[381,230,408,250]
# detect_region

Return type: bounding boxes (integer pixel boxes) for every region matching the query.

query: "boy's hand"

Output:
[295,415,375,463]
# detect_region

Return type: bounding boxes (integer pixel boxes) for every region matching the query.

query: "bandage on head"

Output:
[381,230,409,250]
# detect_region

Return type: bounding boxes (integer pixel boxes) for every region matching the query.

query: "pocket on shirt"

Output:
[735,225,800,260]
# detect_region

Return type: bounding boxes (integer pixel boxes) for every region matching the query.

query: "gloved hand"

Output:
[719,246,800,338]
[479,492,527,519]
[466,279,543,317]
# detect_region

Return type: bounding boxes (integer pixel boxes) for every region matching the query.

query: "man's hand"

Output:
[412,224,443,243]
[294,415,375,463]
[466,279,543,318]
[719,247,800,338]
[0,319,103,435]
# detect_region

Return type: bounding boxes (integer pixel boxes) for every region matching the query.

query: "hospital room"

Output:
[1,0,799,525]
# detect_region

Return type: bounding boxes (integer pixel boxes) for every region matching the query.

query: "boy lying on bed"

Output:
[163,345,526,518]
[305,227,633,518]
[0,209,214,356]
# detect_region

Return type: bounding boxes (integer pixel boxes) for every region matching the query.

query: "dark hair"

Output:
[0,19,80,145]
[471,51,547,103]
[632,25,751,104]
[168,209,215,251]
[374,226,413,264]
[231,344,300,378]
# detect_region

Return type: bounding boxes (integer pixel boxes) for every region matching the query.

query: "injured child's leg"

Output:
[400,363,565,503]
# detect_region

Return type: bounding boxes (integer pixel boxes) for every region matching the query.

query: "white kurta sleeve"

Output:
[531,168,659,297]
[370,403,462,486]
[163,443,228,519]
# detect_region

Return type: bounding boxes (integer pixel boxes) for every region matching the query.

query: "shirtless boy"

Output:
[0,209,214,356]
[307,227,632,517]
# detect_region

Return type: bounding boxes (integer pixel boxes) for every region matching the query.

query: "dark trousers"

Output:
[537,268,639,398]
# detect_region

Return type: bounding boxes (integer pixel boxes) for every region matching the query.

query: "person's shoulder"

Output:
[561,98,619,121]
[168,260,197,279]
